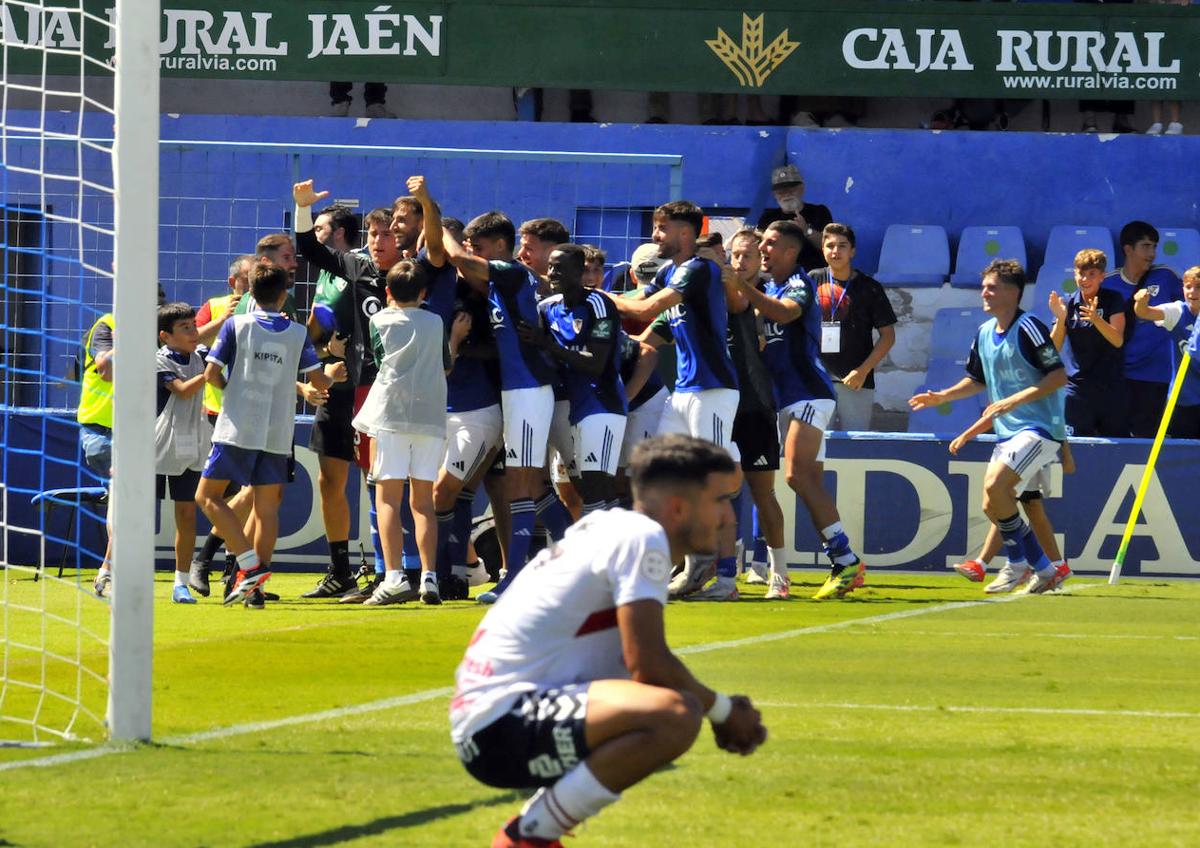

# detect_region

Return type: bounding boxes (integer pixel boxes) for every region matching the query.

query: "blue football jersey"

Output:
[540,290,627,424]
[487,260,556,391]
[965,311,1066,441]
[447,280,501,413]
[760,270,835,407]
[418,250,459,327]
[646,257,737,393]
[1103,266,1183,383]
[1158,301,1200,407]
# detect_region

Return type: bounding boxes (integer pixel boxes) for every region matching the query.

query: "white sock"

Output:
[1051,559,1065,569]
[422,571,437,585]
[384,570,406,587]
[174,570,187,588]
[519,763,620,840]
[235,550,259,571]
[97,566,111,578]
[767,547,788,580]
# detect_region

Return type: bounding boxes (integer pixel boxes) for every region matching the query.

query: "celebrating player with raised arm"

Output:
[451,435,766,848]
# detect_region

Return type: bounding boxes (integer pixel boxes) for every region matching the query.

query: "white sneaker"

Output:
[1166,121,1184,136]
[687,578,739,601]
[744,561,768,585]
[93,572,111,598]
[764,573,790,600]
[1146,121,1164,136]
[364,578,418,606]
[330,100,350,117]
[466,561,490,587]
[984,561,1030,594]
[420,574,441,606]
[668,557,715,599]
[365,103,396,119]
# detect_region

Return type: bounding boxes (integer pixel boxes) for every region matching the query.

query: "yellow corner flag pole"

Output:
[1108,351,1191,585]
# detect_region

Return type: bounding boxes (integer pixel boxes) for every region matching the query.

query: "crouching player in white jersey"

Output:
[450,435,767,848]
[909,259,1071,594]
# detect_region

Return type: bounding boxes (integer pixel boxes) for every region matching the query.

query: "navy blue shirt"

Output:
[447,280,501,413]
[487,260,556,391]
[1059,287,1126,396]
[1103,266,1183,384]
[644,257,737,393]
[540,290,627,424]
[619,334,664,412]
[761,268,836,407]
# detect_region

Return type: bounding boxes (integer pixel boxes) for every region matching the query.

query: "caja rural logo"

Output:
[706,13,798,87]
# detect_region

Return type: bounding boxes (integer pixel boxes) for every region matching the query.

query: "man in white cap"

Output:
[756,164,832,272]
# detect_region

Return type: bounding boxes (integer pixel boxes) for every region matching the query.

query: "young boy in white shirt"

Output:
[353,259,470,605]
[195,262,331,607]
[156,302,212,604]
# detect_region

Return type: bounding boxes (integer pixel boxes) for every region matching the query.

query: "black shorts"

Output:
[1065,387,1128,438]
[1168,404,1200,440]
[156,468,201,502]
[309,386,357,463]
[456,684,591,789]
[732,407,780,472]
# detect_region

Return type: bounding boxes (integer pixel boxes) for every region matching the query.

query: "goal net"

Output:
[1,0,159,746]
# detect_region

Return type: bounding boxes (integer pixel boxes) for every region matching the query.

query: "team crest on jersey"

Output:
[640,550,671,582]
[491,306,505,327]
[1147,285,1160,297]
[362,295,381,317]
[572,317,584,334]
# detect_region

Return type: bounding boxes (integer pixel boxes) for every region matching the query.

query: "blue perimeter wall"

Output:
[158,114,1200,274]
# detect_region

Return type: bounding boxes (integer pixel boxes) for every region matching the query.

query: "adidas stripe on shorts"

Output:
[658,387,740,462]
[500,385,555,469]
[574,413,626,477]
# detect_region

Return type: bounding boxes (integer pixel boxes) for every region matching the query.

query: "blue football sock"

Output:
[435,509,454,581]
[716,555,739,579]
[450,489,474,572]
[499,498,537,593]
[820,521,858,569]
[367,482,385,575]
[996,514,1031,567]
[534,488,573,541]
[401,484,419,570]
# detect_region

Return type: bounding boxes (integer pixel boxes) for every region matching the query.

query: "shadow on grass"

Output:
[243,792,522,848]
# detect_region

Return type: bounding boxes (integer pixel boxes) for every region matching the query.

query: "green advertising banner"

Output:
[3,1,1197,100]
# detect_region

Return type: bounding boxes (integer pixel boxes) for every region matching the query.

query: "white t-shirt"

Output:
[449,509,672,742]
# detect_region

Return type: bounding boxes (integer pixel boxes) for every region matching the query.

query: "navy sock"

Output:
[716,555,738,579]
[499,498,537,593]
[820,521,858,569]
[996,513,1030,565]
[534,489,573,541]
[367,481,385,576]
[451,490,474,569]
[435,509,454,581]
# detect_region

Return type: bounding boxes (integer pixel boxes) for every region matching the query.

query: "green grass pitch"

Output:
[2,571,1199,847]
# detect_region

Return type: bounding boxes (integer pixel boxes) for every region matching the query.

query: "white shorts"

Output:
[619,386,669,467]
[574,413,627,477]
[371,431,446,482]
[549,399,578,481]
[991,430,1060,496]
[501,385,555,469]
[444,405,503,482]
[658,388,741,462]
[779,398,837,462]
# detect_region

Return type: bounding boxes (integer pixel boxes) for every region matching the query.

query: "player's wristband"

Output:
[293,204,314,233]
[707,693,732,724]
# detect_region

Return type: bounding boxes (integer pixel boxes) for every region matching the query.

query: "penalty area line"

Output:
[756,701,1200,720]
[0,584,1096,772]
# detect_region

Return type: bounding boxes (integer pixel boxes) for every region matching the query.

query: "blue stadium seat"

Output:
[907,358,986,436]
[929,307,986,360]
[950,226,1026,287]
[876,224,950,287]
[1042,225,1115,273]
[1156,227,1200,276]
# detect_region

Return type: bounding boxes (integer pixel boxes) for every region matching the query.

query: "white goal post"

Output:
[108,0,160,742]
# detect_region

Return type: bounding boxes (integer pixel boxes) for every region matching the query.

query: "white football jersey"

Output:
[449,508,672,742]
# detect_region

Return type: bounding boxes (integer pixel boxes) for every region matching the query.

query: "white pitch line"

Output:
[0,584,1096,772]
[845,630,1199,642]
[755,701,1200,720]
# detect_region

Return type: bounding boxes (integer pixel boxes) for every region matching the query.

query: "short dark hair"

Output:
[981,258,1027,292]
[628,434,736,497]
[386,259,430,303]
[518,218,570,245]
[392,196,423,218]
[552,243,587,273]
[1119,220,1158,249]
[822,222,856,248]
[765,219,805,247]
[249,261,291,306]
[652,200,704,237]
[318,205,360,246]
[256,233,292,257]
[364,207,393,230]
[464,212,516,252]
[443,217,465,242]
[157,302,196,336]
[582,244,606,266]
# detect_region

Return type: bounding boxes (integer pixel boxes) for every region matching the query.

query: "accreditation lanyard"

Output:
[821,277,849,353]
